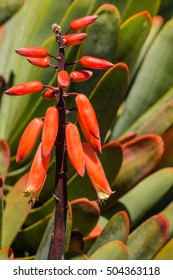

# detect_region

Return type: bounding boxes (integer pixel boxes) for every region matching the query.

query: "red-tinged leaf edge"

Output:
[117,132,138,145]
[0,247,14,260]
[0,139,10,180]
[157,214,170,242]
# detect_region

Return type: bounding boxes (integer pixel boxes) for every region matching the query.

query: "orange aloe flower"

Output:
[70,15,97,30]
[63,33,87,46]
[66,122,85,177]
[16,118,43,163]
[16,46,48,58]
[58,70,70,89]
[70,70,93,82]
[5,81,43,96]
[82,142,113,201]
[42,106,59,157]
[41,88,55,100]
[75,94,101,153]
[27,57,50,68]
[80,56,113,69]
[24,143,51,202]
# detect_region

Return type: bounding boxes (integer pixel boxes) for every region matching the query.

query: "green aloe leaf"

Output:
[70,198,100,236]
[122,0,161,21]
[131,15,164,80]
[104,168,173,227]
[0,246,14,260]
[88,211,129,256]
[68,140,122,201]
[119,86,173,138]
[90,63,129,143]
[112,19,173,138]
[112,134,164,196]
[89,240,128,260]
[2,173,30,247]
[0,140,10,181]
[116,11,152,71]
[93,0,128,16]
[35,214,54,260]
[136,99,173,136]
[0,0,24,25]
[127,214,169,260]
[154,238,173,260]
[14,213,51,255]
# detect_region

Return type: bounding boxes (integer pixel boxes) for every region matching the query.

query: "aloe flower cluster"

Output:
[5,15,114,207]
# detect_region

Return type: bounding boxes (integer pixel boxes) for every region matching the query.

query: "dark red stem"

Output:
[48,25,68,260]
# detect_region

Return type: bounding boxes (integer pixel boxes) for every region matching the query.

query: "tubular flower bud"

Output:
[80,56,113,69]
[42,106,59,157]
[15,47,48,58]
[24,143,51,199]
[58,70,70,89]
[70,15,97,30]
[66,122,85,177]
[16,118,43,163]
[82,142,113,201]
[70,70,93,82]
[5,81,43,96]
[27,57,50,68]
[63,33,87,46]
[77,111,101,153]
[41,88,55,100]
[75,94,101,152]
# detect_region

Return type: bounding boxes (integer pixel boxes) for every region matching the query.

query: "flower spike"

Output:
[5,81,43,96]
[27,57,51,68]
[82,142,113,201]
[63,33,87,46]
[70,15,97,30]
[42,106,59,157]
[70,70,93,82]
[66,122,85,177]
[80,56,113,69]
[16,46,48,58]
[16,118,43,163]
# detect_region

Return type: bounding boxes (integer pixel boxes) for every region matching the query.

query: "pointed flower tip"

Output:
[82,142,113,200]
[5,81,43,96]
[80,56,113,70]
[15,46,48,58]
[25,143,50,197]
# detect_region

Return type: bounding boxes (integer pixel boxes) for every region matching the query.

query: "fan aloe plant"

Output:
[0,0,173,260]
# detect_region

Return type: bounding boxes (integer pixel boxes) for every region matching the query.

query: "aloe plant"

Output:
[0,0,173,260]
